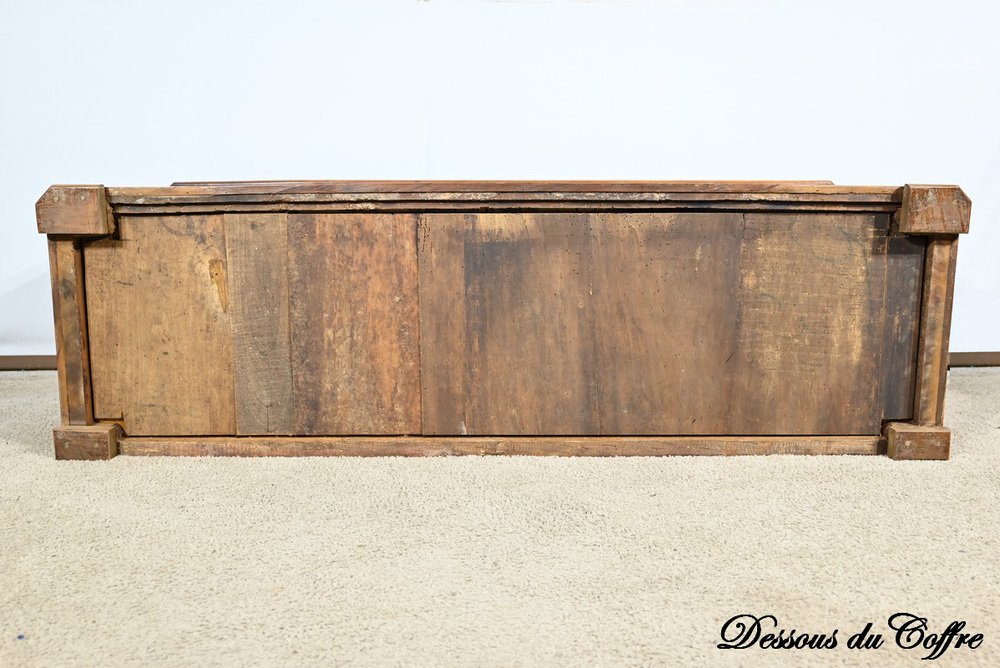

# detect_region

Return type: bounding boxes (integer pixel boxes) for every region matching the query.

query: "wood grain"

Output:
[47,239,93,425]
[885,422,950,460]
[36,185,113,236]
[895,185,971,235]
[879,235,925,420]
[287,213,420,434]
[106,182,901,217]
[913,237,959,425]
[111,200,901,218]
[593,213,743,434]
[225,213,294,435]
[120,435,881,457]
[419,212,898,436]
[41,179,965,460]
[728,213,890,434]
[84,216,236,435]
[172,179,838,190]
[416,213,466,434]
[53,423,121,460]
[118,180,898,197]
[33,353,991,369]
[109,192,899,213]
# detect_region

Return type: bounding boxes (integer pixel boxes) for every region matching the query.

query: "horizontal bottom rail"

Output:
[119,435,882,457]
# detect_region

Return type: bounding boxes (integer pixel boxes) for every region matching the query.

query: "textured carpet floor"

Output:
[1,370,998,667]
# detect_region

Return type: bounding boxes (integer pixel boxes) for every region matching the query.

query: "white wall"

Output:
[2,0,998,354]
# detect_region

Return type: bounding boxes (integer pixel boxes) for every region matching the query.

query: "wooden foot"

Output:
[885,422,950,460]
[53,423,122,460]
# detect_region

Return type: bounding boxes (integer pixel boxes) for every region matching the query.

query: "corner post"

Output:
[885,184,970,460]
[37,185,120,460]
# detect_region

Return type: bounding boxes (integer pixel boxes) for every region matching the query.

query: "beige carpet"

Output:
[1,370,998,667]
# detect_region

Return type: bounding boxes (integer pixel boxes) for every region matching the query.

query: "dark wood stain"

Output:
[226,213,294,435]
[287,213,420,435]
[880,235,925,420]
[420,212,916,436]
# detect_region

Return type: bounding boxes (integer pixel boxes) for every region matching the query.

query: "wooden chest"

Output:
[37,181,969,460]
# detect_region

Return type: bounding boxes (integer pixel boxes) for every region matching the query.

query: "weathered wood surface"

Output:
[81,209,926,439]
[225,213,294,434]
[419,212,909,436]
[731,213,892,433]
[120,435,881,457]
[172,179,838,190]
[106,181,901,215]
[885,422,950,460]
[912,237,960,425]
[47,239,93,425]
[37,185,113,236]
[85,213,420,436]
[60,179,968,457]
[122,180,899,197]
[895,185,971,235]
[880,235,925,420]
[53,423,121,460]
[112,201,901,217]
[85,216,237,435]
[286,213,420,435]
[419,212,749,435]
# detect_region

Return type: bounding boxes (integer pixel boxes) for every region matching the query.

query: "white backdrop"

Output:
[1,0,998,354]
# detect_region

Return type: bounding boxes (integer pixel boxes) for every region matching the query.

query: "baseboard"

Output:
[1,352,999,372]
[0,355,57,370]
[949,352,1000,367]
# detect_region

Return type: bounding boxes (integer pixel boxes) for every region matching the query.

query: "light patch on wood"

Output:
[733,213,886,433]
[209,258,228,313]
[85,215,236,435]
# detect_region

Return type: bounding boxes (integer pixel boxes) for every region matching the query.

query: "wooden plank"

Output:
[47,239,93,425]
[879,235,925,420]
[885,422,950,460]
[112,180,900,197]
[419,212,890,436]
[112,201,901,217]
[895,185,971,235]
[225,213,294,435]
[592,212,744,434]
[23,351,993,370]
[455,213,597,434]
[120,435,881,457]
[729,213,889,434]
[36,185,113,236]
[53,423,121,460]
[84,216,236,435]
[287,213,420,434]
[417,214,467,435]
[108,190,900,210]
[174,179,837,190]
[913,237,959,425]
[421,212,610,434]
